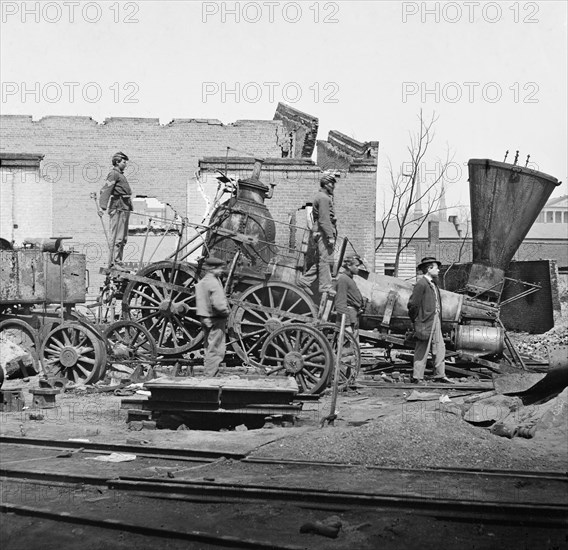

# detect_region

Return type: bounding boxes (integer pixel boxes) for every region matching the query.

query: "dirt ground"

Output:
[1,376,566,471]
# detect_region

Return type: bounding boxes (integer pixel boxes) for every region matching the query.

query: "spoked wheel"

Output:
[317,323,361,390]
[260,324,333,394]
[228,282,317,368]
[122,261,202,355]
[103,320,157,366]
[40,322,106,384]
[0,318,41,375]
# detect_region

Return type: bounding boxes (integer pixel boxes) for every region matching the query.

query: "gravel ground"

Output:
[251,403,568,472]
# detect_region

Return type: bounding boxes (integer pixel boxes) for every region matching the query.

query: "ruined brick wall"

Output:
[317,130,379,173]
[199,158,377,272]
[1,114,379,294]
[0,115,287,292]
[316,131,378,269]
[334,164,377,269]
[273,103,318,158]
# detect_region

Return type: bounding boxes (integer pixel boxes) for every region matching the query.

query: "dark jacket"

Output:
[335,272,363,314]
[100,167,133,211]
[312,190,337,243]
[407,276,442,339]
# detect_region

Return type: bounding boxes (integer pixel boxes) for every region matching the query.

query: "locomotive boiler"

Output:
[205,159,278,278]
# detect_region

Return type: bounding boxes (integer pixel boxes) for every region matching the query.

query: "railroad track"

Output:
[2,436,567,523]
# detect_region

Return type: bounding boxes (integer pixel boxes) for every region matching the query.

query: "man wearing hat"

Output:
[407,257,453,384]
[335,255,364,340]
[99,152,132,268]
[195,257,230,377]
[298,173,338,295]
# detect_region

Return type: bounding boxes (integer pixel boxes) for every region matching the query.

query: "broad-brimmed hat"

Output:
[417,256,442,270]
[203,256,226,267]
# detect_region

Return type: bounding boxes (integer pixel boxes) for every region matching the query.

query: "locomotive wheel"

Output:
[260,324,333,394]
[41,322,106,384]
[228,282,317,368]
[122,261,202,355]
[317,323,361,390]
[103,320,157,365]
[0,318,41,375]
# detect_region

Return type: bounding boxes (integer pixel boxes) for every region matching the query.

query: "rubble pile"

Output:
[508,323,568,360]
[251,396,567,471]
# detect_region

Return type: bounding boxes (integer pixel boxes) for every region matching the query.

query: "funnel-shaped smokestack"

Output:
[467,159,560,300]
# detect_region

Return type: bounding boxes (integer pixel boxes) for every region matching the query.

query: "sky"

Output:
[1,0,567,215]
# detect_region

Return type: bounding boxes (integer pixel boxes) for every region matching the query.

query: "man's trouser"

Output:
[108,206,130,265]
[299,237,334,293]
[412,315,446,380]
[200,316,227,377]
[335,307,360,371]
[336,306,360,341]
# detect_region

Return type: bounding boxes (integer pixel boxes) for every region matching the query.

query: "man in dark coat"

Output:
[407,257,452,384]
[298,173,338,294]
[195,257,230,377]
[335,255,364,339]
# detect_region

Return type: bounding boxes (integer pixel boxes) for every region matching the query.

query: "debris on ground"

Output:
[508,324,568,360]
[300,515,342,539]
[405,390,441,401]
[85,452,137,463]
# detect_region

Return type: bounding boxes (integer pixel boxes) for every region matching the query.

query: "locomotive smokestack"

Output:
[466,158,560,301]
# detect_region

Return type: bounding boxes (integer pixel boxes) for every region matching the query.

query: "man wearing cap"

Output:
[298,173,338,294]
[195,257,230,377]
[335,255,364,340]
[99,152,132,268]
[407,257,452,384]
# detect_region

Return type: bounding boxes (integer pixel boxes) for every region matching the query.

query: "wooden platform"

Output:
[124,376,302,429]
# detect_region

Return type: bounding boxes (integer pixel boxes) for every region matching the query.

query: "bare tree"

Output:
[376,110,453,277]
[441,207,472,289]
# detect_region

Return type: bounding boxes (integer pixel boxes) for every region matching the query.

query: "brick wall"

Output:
[273,102,318,158]
[315,130,378,268]
[1,113,379,294]
[199,157,378,271]
[0,115,288,292]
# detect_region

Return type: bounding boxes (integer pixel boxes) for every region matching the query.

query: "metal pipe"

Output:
[138,217,152,271]
[322,313,346,427]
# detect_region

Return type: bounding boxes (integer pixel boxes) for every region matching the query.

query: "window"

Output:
[546,211,554,223]
[384,262,396,276]
[555,211,562,223]
[564,212,568,223]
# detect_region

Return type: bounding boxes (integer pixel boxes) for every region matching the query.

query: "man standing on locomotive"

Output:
[195,257,230,378]
[99,152,133,268]
[407,256,453,385]
[298,173,338,295]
